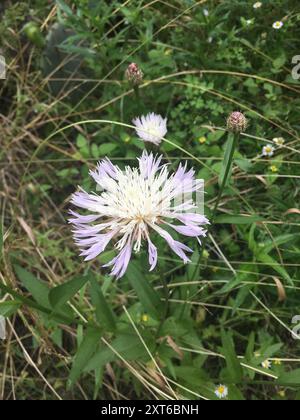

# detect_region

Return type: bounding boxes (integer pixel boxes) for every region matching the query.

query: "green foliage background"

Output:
[0,0,300,400]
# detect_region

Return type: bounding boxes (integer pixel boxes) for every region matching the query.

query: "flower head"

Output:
[125,62,143,86]
[227,111,248,133]
[198,136,207,144]
[203,8,209,17]
[141,314,149,323]
[253,2,262,9]
[133,113,168,146]
[69,152,209,279]
[262,144,275,157]
[273,21,284,30]
[273,137,285,147]
[215,384,228,399]
[270,165,278,173]
[262,360,272,369]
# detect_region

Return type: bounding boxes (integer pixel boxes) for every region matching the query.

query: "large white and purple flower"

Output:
[69,152,209,279]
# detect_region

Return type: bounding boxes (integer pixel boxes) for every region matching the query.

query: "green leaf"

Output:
[245,332,255,361]
[221,329,243,383]
[261,234,299,254]
[126,263,164,320]
[248,224,257,252]
[256,253,293,286]
[218,133,235,187]
[0,221,3,260]
[69,327,102,386]
[174,366,215,400]
[228,385,245,401]
[216,278,241,295]
[57,0,73,16]
[90,276,116,331]
[273,54,286,70]
[235,158,252,172]
[0,301,21,317]
[207,130,225,142]
[76,134,87,149]
[14,265,74,323]
[277,369,300,385]
[85,332,154,372]
[49,275,89,309]
[14,265,51,309]
[98,143,117,155]
[215,214,263,224]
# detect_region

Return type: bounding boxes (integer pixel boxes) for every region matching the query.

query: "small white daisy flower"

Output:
[273,137,285,146]
[262,360,272,369]
[215,384,228,399]
[262,144,275,157]
[253,2,262,9]
[133,113,168,146]
[203,8,209,17]
[273,21,284,30]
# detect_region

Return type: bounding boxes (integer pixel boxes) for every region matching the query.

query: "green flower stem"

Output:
[211,131,239,224]
[191,131,240,280]
[133,85,143,112]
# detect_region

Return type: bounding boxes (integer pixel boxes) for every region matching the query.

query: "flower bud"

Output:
[227,111,247,133]
[125,63,143,86]
[23,22,45,48]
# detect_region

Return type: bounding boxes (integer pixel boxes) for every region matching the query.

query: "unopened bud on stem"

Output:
[125,63,143,87]
[227,111,247,133]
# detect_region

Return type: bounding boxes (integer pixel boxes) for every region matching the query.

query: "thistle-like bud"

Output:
[227,111,247,133]
[125,63,143,86]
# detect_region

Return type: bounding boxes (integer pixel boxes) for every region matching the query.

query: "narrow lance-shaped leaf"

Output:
[126,263,164,320]
[14,265,75,323]
[68,327,102,387]
[218,132,235,187]
[221,329,243,383]
[215,214,263,225]
[90,275,116,331]
[49,275,89,309]
[256,253,293,286]
[14,265,51,309]
[0,301,21,317]
[0,221,3,260]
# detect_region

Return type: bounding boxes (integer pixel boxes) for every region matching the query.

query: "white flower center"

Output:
[101,167,171,232]
[146,123,161,138]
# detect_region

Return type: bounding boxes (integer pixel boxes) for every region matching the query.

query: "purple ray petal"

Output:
[166,222,207,237]
[104,243,132,279]
[68,210,101,225]
[71,190,105,212]
[175,213,210,226]
[147,238,158,271]
[150,224,193,263]
[138,151,164,179]
[77,231,116,261]
[90,158,118,184]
